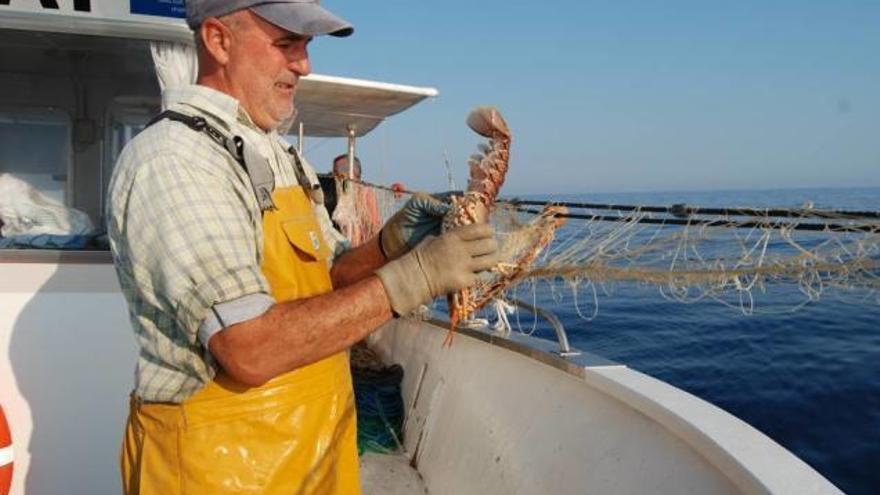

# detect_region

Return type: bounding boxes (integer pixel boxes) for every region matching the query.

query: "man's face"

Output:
[225,11,312,131]
[333,158,361,179]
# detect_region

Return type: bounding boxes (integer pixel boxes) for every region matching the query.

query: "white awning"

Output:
[294,74,439,138]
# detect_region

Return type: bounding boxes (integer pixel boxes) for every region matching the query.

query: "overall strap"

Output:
[286,145,325,205]
[146,110,277,212]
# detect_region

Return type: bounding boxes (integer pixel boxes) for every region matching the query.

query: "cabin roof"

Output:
[295,74,438,138]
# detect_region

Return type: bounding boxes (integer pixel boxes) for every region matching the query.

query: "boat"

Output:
[0,3,842,494]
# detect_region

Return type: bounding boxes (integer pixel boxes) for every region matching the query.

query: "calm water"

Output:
[514,187,880,494]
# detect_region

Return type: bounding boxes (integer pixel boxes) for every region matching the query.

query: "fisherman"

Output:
[333,153,363,180]
[330,154,382,246]
[106,1,498,493]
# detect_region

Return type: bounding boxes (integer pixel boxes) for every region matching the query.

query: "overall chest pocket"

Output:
[281,215,332,263]
[261,186,335,300]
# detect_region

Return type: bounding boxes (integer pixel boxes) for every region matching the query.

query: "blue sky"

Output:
[301,1,879,195]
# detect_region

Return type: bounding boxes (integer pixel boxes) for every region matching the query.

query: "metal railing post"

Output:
[508,299,581,357]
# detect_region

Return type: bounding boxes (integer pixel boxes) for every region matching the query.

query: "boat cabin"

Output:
[0,1,435,249]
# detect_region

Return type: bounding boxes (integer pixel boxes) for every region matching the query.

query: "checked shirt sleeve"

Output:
[118,149,272,348]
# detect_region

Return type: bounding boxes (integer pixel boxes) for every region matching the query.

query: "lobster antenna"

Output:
[442,151,456,191]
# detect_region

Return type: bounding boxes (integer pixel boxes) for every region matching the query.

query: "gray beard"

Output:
[274,88,299,134]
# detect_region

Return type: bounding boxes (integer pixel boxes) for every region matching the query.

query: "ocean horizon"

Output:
[514,185,880,210]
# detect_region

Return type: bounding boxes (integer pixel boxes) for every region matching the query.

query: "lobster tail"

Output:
[466,106,511,140]
[463,107,511,213]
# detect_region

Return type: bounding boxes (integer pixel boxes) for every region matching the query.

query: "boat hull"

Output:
[368,317,841,495]
[0,259,135,495]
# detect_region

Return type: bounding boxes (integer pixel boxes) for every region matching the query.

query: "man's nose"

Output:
[289,51,311,77]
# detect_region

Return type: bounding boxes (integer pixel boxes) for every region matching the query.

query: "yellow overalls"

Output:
[121,186,361,494]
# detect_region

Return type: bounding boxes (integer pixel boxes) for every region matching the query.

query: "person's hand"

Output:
[380,193,450,260]
[375,223,498,316]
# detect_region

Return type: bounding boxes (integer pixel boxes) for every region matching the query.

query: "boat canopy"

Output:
[295,75,438,138]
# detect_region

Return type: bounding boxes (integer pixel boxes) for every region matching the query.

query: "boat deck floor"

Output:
[360,452,428,494]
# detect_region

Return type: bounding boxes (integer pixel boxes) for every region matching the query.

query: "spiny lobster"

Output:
[442,107,566,345]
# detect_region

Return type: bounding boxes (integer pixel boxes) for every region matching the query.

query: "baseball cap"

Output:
[186,0,354,37]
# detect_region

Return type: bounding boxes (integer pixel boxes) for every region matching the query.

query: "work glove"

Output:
[376,223,499,316]
[380,193,450,260]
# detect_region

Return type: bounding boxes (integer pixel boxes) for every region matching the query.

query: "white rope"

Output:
[150,41,197,109]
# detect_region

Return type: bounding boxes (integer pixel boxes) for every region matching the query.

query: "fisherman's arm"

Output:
[209,223,498,387]
[330,235,386,288]
[209,275,392,386]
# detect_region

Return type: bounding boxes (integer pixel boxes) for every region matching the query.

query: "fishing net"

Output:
[330,177,384,247]
[350,342,405,455]
[340,178,880,320]
[499,200,880,317]
[327,103,879,341]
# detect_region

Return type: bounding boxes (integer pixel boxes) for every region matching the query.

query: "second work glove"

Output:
[376,223,499,316]
[380,193,450,260]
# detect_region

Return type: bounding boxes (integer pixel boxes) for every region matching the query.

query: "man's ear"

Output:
[200,18,233,66]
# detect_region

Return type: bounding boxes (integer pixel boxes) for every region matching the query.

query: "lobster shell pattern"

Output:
[441,110,569,344]
[442,107,511,231]
[442,108,567,345]
[442,107,512,341]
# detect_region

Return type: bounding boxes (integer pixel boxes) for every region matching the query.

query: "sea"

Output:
[509,187,880,495]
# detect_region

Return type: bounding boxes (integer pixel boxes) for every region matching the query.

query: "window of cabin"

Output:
[0,109,71,204]
[0,28,160,252]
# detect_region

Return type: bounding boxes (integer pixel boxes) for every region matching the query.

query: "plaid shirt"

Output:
[107,85,345,403]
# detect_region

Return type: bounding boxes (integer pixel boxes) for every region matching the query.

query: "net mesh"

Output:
[348,179,880,319]
[505,202,880,316]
